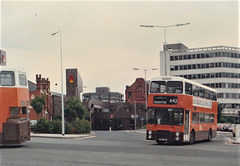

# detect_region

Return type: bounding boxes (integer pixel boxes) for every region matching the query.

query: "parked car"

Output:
[221,123,230,131]
[217,123,222,131]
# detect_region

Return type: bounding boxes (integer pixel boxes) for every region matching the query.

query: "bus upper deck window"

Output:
[167,81,183,94]
[150,81,166,93]
[19,74,27,86]
[0,71,15,86]
[185,82,192,95]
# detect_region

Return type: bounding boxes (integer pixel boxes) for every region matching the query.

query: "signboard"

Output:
[193,97,212,109]
[69,75,74,83]
[153,96,178,105]
[0,50,6,66]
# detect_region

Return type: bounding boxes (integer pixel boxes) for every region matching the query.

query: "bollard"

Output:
[233,124,240,144]
[109,127,111,131]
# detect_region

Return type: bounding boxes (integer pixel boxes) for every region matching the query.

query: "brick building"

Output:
[125,78,149,104]
[28,74,53,121]
[83,84,147,130]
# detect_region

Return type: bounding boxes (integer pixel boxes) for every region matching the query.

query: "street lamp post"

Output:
[140,23,190,75]
[51,31,65,136]
[133,68,157,122]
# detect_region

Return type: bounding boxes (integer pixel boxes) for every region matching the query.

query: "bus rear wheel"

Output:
[189,131,195,144]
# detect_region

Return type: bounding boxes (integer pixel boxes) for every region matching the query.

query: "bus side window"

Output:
[199,113,205,123]
[205,113,210,123]
[193,85,199,97]
[185,82,192,95]
[192,112,199,123]
[210,92,215,100]
[199,87,204,98]
[210,114,214,123]
[204,90,210,99]
[19,74,27,86]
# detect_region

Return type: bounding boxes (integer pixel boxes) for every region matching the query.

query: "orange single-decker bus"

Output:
[0,67,31,144]
[146,76,218,144]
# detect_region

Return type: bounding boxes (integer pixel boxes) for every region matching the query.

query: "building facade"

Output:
[125,78,149,104]
[160,43,240,117]
[83,86,146,130]
[66,68,83,101]
[28,74,53,121]
[83,87,123,103]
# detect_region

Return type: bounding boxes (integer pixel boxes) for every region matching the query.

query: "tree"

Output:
[217,103,222,122]
[31,96,46,120]
[64,97,87,122]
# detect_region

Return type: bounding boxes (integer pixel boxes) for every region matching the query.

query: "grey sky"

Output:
[1,1,239,96]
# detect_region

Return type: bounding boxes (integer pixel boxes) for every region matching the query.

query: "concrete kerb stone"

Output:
[31,131,95,139]
[233,138,240,144]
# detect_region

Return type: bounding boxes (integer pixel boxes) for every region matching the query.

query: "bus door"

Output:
[184,110,190,142]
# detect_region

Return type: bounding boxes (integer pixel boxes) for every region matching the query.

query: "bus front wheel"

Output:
[189,131,195,144]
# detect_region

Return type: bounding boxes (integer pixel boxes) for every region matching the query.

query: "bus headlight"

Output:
[176,136,179,141]
[148,135,152,139]
[176,132,180,136]
[148,130,152,135]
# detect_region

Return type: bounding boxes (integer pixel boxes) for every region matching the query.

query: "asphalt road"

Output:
[0,131,239,166]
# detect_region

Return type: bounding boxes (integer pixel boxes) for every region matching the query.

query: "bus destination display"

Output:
[153,96,178,105]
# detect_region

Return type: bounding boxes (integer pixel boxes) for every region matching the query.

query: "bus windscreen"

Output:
[150,81,183,94]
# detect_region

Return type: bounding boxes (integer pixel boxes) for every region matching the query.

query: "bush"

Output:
[65,122,73,134]
[81,119,91,133]
[72,118,91,134]
[34,118,53,133]
[52,115,62,121]
[52,120,62,134]
[72,118,84,133]
[33,118,91,134]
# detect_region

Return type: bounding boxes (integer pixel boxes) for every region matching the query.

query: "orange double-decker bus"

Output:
[146,76,218,144]
[0,67,31,144]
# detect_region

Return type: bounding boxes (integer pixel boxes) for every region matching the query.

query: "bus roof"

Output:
[151,76,217,93]
[0,66,26,75]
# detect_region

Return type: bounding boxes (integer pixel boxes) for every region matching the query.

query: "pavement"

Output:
[31,131,95,139]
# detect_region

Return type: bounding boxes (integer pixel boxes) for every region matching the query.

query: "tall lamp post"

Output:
[140,23,190,75]
[51,31,65,136]
[133,68,157,122]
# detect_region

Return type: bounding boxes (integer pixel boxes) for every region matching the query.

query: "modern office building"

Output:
[83,87,123,103]
[160,43,240,117]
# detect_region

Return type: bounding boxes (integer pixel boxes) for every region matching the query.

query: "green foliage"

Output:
[52,115,62,121]
[218,117,235,123]
[52,120,62,134]
[33,118,53,133]
[31,96,46,119]
[65,98,87,122]
[65,122,73,134]
[72,118,91,134]
[34,118,91,134]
